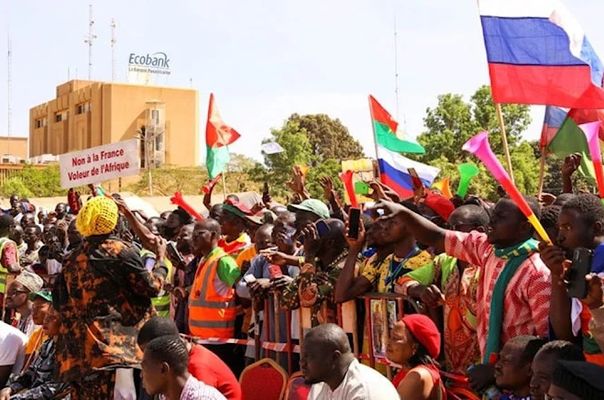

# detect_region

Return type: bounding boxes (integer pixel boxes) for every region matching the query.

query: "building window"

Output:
[55,110,68,122]
[151,109,160,124]
[34,118,46,128]
[76,102,91,115]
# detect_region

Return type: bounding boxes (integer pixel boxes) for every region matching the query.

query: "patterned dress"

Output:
[54,236,166,400]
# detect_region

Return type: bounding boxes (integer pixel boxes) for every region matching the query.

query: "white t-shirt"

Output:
[308,359,399,400]
[0,321,27,374]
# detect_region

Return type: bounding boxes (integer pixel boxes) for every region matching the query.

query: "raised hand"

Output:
[319,176,336,202]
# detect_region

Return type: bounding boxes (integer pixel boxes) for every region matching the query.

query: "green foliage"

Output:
[125,165,262,196]
[253,114,364,198]
[287,114,364,162]
[416,85,537,200]
[540,151,593,195]
[306,159,344,200]
[0,165,64,198]
[1,177,34,198]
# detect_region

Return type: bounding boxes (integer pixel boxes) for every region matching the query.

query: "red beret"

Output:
[423,192,455,221]
[402,314,441,359]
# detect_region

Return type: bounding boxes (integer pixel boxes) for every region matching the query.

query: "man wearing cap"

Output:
[54,196,168,399]
[0,214,21,322]
[287,199,331,236]
[218,203,259,257]
[22,290,52,370]
[549,360,604,399]
[281,219,349,326]
[5,271,43,337]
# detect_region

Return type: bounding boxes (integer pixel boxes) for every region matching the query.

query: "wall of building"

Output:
[0,137,28,159]
[29,80,199,167]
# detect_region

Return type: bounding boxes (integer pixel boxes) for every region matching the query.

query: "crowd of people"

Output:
[1,154,604,399]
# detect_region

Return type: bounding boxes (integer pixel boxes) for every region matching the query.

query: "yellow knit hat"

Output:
[76,196,119,237]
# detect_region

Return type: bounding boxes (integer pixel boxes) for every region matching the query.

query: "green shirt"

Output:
[207,247,241,287]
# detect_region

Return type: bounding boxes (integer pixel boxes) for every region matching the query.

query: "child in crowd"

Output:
[494,336,547,400]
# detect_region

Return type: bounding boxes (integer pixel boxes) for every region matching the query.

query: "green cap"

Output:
[29,289,53,303]
[287,199,330,220]
[223,204,263,225]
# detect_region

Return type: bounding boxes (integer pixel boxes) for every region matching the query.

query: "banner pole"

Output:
[495,103,515,183]
[221,173,227,200]
[537,152,547,198]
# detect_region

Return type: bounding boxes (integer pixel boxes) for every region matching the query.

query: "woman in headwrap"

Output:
[386,314,446,400]
[53,196,168,400]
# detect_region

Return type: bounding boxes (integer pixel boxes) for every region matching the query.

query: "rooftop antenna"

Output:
[7,33,12,156]
[84,4,97,80]
[111,18,117,81]
[393,7,407,132]
[393,14,400,121]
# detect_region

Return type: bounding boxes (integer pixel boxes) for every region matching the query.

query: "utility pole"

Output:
[111,18,117,81]
[7,34,12,157]
[84,4,97,80]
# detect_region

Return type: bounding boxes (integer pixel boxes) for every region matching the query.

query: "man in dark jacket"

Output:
[54,196,167,400]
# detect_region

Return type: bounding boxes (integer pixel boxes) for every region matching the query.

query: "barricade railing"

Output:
[182,290,410,378]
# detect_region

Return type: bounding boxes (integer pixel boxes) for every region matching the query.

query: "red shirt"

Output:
[444,231,551,358]
[188,344,242,400]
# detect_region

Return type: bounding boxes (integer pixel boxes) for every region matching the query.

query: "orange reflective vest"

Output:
[188,248,237,339]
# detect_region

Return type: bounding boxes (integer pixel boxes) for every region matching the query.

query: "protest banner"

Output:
[59,139,140,189]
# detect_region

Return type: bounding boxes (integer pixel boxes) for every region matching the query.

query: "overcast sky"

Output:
[1,0,603,162]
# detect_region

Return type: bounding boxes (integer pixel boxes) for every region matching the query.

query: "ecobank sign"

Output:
[128,52,171,75]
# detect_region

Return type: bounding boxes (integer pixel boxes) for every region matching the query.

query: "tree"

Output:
[0,165,64,198]
[416,85,537,199]
[227,153,260,173]
[287,114,364,163]
[252,114,363,198]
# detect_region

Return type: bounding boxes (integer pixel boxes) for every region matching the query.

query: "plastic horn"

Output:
[170,192,204,221]
[463,131,552,244]
[580,121,604,200]
[456,162,480,198]
[432,178,453,199]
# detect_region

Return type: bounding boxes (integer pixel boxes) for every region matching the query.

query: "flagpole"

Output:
[537,152,546,197]
[368,96,382,180]
[221,173,227,201]
[495,103,515,183]
[222,145,229,201]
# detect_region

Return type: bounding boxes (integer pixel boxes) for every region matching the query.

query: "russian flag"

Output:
[479,0,604,109]
[369,95,440,198]
[540,106,568,148]
[377,148,440,199]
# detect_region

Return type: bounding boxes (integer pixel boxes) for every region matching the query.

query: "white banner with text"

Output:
[59,140,140,188]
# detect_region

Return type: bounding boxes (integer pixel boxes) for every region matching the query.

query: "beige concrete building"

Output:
[29,80,199,167]
[0,136,28,161]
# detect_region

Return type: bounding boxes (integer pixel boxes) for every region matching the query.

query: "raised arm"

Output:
[335,220,372,303]
[378,200,447,253]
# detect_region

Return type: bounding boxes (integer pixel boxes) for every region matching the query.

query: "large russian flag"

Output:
[479,0,604,109]
[369,95,440,198]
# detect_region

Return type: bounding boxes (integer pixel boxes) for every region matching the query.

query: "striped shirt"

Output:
[445,231,551,358]
[159,376,226,400]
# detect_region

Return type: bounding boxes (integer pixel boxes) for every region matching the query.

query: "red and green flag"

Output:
[369,95,425,154]
[546,107,604,180]
[206,93,241,179]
